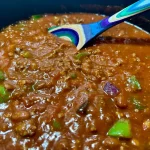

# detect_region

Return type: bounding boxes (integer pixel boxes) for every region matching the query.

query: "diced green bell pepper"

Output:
[127,76,141,90]
[107,119,132,138]
[0,70,5,81]
[70,73,77,79]
[31,15,43,20]
[0,85,9,103]
[75,52,89,60]
[21,50,32,58]
[53,120,61,130]
[132,97,146,110]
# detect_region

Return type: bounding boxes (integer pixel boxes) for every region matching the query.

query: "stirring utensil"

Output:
[48,0,150,50]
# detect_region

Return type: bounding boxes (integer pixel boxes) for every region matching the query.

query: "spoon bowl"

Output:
[48,0,150,50]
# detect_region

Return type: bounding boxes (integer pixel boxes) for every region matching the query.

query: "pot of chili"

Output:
[0,0,150,149]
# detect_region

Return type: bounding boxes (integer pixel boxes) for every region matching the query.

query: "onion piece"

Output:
[103,82,119,96]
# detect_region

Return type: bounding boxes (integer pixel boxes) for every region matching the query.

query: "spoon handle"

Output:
[100,0,150,28]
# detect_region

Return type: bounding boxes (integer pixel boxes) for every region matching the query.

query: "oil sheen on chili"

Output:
[0,13,150,150]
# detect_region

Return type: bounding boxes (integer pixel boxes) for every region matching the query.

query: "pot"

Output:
[0,0,150,32]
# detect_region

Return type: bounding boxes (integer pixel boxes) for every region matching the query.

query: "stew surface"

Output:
[0,13,150,150]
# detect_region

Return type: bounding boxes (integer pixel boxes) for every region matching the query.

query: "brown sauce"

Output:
[0,13,150,149]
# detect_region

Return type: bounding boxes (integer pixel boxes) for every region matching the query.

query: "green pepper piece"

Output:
[31,15,43,20]
[53,120,61,130]
[21,50,32,58]
[0,94,9,103]
[70,73,77,79]
[127,76,141,90]
[132,97,146,110]
[75,52,89,60]
[0,85,9,103]
[0,97,4,103]
[0,86,7,96]
[107,119,132,138]
[0,70,5,81]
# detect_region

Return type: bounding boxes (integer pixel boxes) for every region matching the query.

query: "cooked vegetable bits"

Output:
[0,85,9,103]
[127,76,141,91]
[108,119,132,138]
[0,70,5,81]
[103,82,120,96]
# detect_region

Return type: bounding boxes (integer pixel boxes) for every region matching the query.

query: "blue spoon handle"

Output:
[100,0,150,29]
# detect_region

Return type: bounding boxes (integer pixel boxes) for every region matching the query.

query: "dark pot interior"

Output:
[0,0,150,32]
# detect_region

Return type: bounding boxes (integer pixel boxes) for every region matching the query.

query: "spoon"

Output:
[48,0,150,50]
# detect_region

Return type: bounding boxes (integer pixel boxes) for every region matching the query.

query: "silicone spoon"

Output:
[48,0,150,50]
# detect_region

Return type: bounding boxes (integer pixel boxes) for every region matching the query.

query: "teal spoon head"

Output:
[48,24,87,50]
[48,22,104,50]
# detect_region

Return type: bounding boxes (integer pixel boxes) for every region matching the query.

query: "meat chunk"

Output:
[11,110,30,121]
[15,119,36,137]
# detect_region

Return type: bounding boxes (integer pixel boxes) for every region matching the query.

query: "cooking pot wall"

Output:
[0,0,150,29]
